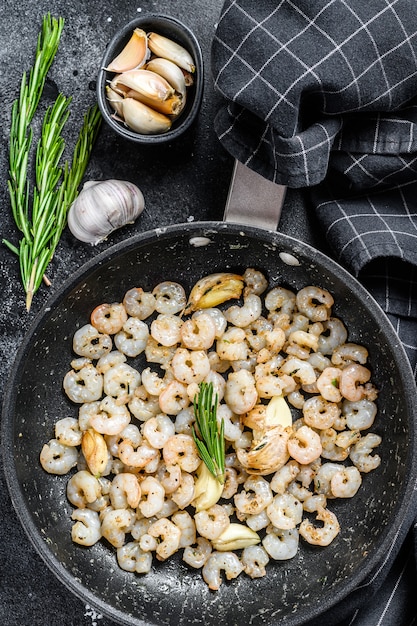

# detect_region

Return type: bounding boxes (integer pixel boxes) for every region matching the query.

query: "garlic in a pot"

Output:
[68,179,144,245]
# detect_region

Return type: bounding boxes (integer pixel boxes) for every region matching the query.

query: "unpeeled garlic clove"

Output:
[112,69,175,103]
[145,57,187,97]
[81,429,109,477]
[184,272,244,314]
[211,523,261,551]
[105,28,149,72]
[148,32,196,73]
[68,179,145,245]
[192,462,224,512]
[121,97,172,134]
[106,86,124,116]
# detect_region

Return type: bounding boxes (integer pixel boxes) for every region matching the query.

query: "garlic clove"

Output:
[192,462,223,512]
[126,89,184,116]
[106,86,124,117]
[105,28,149,72]
[145,57,187,97]
[184,272,244,314]
[265,395,293,429]
[121,98,172,134]
[211,523,261,551]
[148,32,196,73]
[112,69,175,103]
[68,179,145,245]
[81,429,109,477]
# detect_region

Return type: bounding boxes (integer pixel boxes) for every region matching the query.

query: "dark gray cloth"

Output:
[212,1,417,624]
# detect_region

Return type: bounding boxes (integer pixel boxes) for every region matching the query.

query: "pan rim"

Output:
[2,221,417,625]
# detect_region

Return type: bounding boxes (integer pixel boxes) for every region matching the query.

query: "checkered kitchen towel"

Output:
[212,1,417,625]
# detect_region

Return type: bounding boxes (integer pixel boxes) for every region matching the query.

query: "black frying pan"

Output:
[2,218,417,625]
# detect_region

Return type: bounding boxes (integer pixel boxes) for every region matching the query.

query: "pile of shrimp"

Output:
[40,269,381,591]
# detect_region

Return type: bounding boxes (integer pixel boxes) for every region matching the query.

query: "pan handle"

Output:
[223,159,287,231]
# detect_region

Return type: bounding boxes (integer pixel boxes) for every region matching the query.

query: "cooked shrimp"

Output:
[89,396,130,436]
[217,403,242,442]
[91,302,128,335]
[72,324,112,360]
[234,475,273,516]
[340,363,372,402]
[156,462,182,494]
[279,358,316,386]
[320,428,350,462]
[114,317,149,357]
[174,407,194,435]
[78,400,101,431]
[117,541,153,573]
[330,466,362,498]
[180,313,216,350]
[224,369,258,415]
[128,387,160,422]
[216,327,249,362]
[262,527,299,560]
[55,417,82,447]
[158,380,191,415]
[245,317,273,351]
[287,425,322,464]
[109,473,141,509]
[171,510,196,548]
[141,367,171,397]
[123,287,156,319]
[332,342,368,366]
[349,433,382,472]
[193,308,227,339]
[171,471,195,509]
[265,286,296,316]
[317,318,348,355]
[145,337,177,368]
[314,462,344,497]
[222,467,239,499]
[138,476,165,517]
[103,362,141,404]
[63,362,103,404]
[67,470,101,508]
[245,509,270,532]
[303,395,340,429]
[183,537,212,568]
[224,293,262,328]
[241,544,269,579]
[266,493,303,529]
[71,508,101,546]
[299,506,340,546]
[243,268,268,296]
[171,348,211,386]
[40,439,78,475]
[96,350,127,374]
[343,399,377,431]
[162,434,200,473]
[270,461,300,495]
[195,504,230,540]
[296,286,334,322]
[118,439,159,469]
[151,314,183,347]
[153,281,187,314]
[101,508,135,548]
[148,517,181,560]
[202,551,244,590]
[142,414,175,449]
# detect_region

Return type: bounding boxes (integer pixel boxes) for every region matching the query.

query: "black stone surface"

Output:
[0,1,324,625]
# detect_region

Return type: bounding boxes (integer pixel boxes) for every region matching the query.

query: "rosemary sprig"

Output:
[4,13,102,311]
[192,382,226,484]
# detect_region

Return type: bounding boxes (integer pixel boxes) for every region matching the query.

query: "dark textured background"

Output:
[0,1,323,624]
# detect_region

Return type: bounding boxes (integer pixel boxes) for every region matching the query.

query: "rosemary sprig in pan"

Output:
[192,382,226,484]
[4,13,101,311]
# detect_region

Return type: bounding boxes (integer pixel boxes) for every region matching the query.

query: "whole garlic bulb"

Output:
[68,179,145,245]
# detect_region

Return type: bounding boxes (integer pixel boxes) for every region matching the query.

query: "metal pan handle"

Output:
[223,159,287,231]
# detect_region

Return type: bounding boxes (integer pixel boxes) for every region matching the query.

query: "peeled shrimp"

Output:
[234,475,273,516]
[339,363,371,402]
[194,504,230,540]
[72,324,112,360]
[343,399,377,431]
[117,541,153,573]
[142,414,175,448]
[224,369,258,415]
[299,506,340,546]
[330,466,362,498]
[171,510,196,548]
[266,493,303,529]
[216,327,249,362]
[138,476,165,517]
[171,348,211,385]
[224,294,262,328]
[153,281,187,315]
[123,287,156,319]
[151,313,183,347]
[262,527,299,560]
[55,417,82,447]
[287,425,322,464]
[202,551,243,590]
[67,470,101,508]
[71,508,101,546]
[180,313,216,350]
[40,439,78,475]
[349,433,382,472]
[241,544,269,578]
[162,434,200,473]
[148,517,181,560]
[243,268,268,296]
[103,362,141,403]
[296,286,334,322]
[316,368,343,403]
[158,380,190,415]
[109,473,141,509]
[89,396,131,436]
[303,395,340,429]
[63,362,103,404]
[90,302,128,335]
[114,317,149,358]
[183,537,212,568]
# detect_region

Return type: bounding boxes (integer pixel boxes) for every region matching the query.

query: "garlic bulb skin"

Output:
[68,179,144,245]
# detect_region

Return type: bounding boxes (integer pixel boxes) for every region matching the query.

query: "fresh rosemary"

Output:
[4,13,102,311]
[192,382,226,484]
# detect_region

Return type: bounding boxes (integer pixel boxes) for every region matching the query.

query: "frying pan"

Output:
[2,163,417,625]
